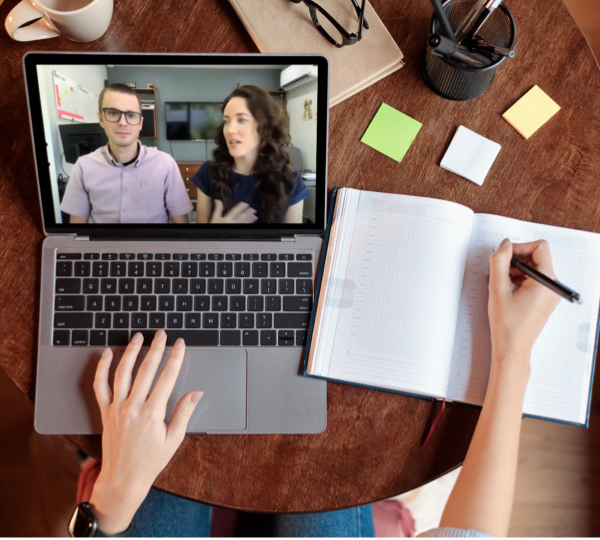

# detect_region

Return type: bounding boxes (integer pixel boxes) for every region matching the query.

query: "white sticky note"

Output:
[440,126,501,186]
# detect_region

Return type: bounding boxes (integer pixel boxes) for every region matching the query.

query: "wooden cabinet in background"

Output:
[177,162,202,203]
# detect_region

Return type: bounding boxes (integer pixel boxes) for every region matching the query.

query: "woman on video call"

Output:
[192,85,309,225]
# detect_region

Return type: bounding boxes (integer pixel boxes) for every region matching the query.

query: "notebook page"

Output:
[308,189,474,398]
[448,214,600,425]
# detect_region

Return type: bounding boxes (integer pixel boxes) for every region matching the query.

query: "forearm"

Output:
[439,356,530,536]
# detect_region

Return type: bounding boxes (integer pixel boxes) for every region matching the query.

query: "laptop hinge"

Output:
[281,236,295,242]
[74,236,90,241]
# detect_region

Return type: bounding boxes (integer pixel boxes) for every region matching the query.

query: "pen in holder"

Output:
[422,0,516,100]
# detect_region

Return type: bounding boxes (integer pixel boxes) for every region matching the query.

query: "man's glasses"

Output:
[290,0,369,48]
[101,108,143,125]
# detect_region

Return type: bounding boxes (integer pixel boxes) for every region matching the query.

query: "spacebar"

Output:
[164,330,219,346]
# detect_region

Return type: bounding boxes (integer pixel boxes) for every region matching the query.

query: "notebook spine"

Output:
[227,0,268,53]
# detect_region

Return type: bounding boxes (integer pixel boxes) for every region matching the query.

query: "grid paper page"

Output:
[313,189,474,398]
[448,214,600,425]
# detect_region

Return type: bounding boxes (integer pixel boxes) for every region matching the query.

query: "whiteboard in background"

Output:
[53,70,99,123]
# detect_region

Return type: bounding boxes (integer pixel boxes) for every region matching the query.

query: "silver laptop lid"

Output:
[23,52,329,239]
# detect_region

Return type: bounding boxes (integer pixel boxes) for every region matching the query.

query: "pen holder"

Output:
[422,0,516,100]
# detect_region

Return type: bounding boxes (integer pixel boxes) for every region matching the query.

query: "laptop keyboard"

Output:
[53,252,314,347]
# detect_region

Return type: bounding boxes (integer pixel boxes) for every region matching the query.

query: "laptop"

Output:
[24,52,329,435]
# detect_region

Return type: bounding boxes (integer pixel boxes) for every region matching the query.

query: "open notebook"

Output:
[304,188,600,426]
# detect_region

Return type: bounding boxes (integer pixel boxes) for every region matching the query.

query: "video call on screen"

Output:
[37,64,319,226]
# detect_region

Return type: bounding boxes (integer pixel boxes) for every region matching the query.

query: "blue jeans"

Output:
[131,488,375,537]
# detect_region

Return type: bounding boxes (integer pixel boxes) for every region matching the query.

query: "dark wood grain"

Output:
[0,0,598,513]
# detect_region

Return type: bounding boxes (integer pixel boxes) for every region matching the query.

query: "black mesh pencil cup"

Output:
[422,0,516,100]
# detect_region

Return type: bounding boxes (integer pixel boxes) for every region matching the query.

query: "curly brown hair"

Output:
[210,85,296,223]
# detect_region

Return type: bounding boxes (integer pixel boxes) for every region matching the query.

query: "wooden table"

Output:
[1,0,599,514]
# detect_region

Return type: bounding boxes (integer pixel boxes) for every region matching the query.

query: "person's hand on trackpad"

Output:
[88,330,203,535]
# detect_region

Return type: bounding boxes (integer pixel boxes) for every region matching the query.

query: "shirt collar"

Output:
[102,140,144,167]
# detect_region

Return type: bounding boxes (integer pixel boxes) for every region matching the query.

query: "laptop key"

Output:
[279,279,294,295]
[226,254,242,260]
[146,262,162,277]
[220,313,236,328]
[54,313,93,328]
[100,278,116,294]
[92,262,108,277]
[239,313,254,328]
[86,296,103,311]
[288,263,312,277]
[131,313,147,329]
[83,278,99,294]
[248,296,263,311]
[165,330,219,346]
[243,279,259,294]
[113,313,129,328]
[118,279,134,294]
[194,296,210,311]
[278,330,295,346]
[203,313,218,328]
[296,279,312,295]
[149,313,166,328]
[53,330,70,346]
[217,262,233,277]
[155,279,170,294]
[185,313,201,328]
[56,278,80,294]
[230,296,246,311]
[139,331,158,346]
[261,254,277,261]
[296,330,308,346]
[173,279,188,294]
[119,253,135,260]
[257,313,272,328]
[234,262,250,277]
[297,254,312,261]
[74,262,91,276]
[270,262,286,277]
[164,262,180,277]
[225,279,241,294]
[208,254,224,260]
[182,262,198,277]
[279,253,294,261]
[136,279,152,294]
[274,313,311,328]
[261,279,276,294]
[108,330,130,346]
[110,262,126,277]
[140,296,157,311]
[173,254,189,260]
[102,253,118,261]
[72,330,89,346]
[128,262,144,277]
[95,313,111,328]
[208,279,224,294]
[212,296,227,311]
[221,330,241,346]
[283,296,312,311]
[123,296,139,311]
[56,261,72,276]
[243,330,259,345]
[105,296,121,311]
[167,313,183,328]
[200,262,215,277]
[243,254,259,261]
[84,253,100,260]
[57,253,81,260]
[252,262,268,277]
[266,296,281,311]
[190,279,206,294]
[191,254,207,261]
[90,330,107,346]
[55,295,85,311]
[176,296,193,311]
[137,253,153,260]
[260,330,277,345]
[155,253,171,261]
[159,296,174,311]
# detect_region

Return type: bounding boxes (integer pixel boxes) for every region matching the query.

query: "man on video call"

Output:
[60,83,193,224]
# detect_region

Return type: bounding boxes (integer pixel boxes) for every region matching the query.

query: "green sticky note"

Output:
[360,103,423,163]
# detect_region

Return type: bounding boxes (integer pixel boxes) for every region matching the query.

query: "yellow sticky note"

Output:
[502,85,561,139]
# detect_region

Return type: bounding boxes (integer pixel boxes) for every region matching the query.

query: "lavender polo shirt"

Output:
[60,143,193,223]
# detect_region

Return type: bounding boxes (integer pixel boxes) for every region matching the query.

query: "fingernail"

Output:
[156,329,166,340]
[191,391,204,403]
[500,238,511,248]
[132,332,143,343]
[102,347,111,358]
[174,337,185,348]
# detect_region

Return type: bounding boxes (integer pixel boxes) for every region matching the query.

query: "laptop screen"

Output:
[24,53,328,237]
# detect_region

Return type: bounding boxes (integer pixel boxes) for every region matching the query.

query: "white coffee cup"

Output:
[5,0,113,42]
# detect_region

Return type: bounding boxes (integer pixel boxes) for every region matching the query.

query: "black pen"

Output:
[492,247,582,303]
[427,33,482,65]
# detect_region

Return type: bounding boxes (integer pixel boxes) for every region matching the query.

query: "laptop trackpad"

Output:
[127,348,248,432]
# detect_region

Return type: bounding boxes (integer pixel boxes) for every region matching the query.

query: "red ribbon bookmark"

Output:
[422,398,446,446]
